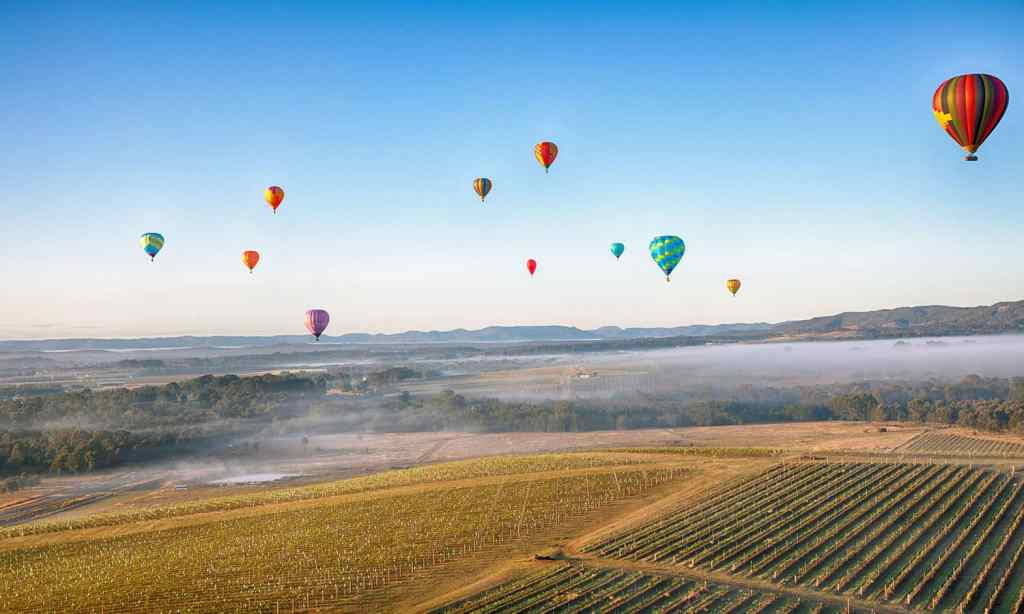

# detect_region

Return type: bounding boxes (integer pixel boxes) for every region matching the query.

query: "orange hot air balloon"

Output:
[726,279,741,296]
[265,186,285,213]
[527,259,537,276]
[242,250,260,273]
[534,141,558,173]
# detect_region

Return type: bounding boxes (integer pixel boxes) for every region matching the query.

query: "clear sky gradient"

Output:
[2,1,1022,338]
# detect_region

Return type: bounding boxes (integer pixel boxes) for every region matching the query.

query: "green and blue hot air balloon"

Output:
[649,235,685,281]
[140,233,165,261]
[610,242,625,260]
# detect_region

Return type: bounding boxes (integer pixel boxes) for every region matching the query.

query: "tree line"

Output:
[3,371,1024,476]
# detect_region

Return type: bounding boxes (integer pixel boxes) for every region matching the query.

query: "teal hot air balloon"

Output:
[610,242,625,260]
[649,235,685,281]
[140,233,165,261]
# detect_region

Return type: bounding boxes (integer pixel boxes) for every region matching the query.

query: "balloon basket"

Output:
[965,155,978,161]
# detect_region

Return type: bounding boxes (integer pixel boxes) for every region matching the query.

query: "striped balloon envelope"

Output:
[473,178,492,202]
[649,236,685,281]
[932,74,1009,161]
[139,233,165,261]
[304,309,330,340]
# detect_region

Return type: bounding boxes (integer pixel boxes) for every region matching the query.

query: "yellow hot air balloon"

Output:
[726,279,741,296]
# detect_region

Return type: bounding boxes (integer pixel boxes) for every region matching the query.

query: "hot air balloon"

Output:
[610,243,625,260]
[265,186,285,213]
[534,141,558,173]
[726,279,741,296]
[304,309,330,340]
[932,74,1009,161]
[649,236,685,281]
[527,259,537,276]
[242,250,260,274]
[473,178,492,202]
[140,233,164,261]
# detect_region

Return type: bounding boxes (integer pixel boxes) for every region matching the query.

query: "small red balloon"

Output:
[527,259,537,276]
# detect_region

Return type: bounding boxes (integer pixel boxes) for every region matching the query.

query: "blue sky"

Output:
[1,1,1021,338]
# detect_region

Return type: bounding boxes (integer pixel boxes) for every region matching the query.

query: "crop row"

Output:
[901,432,1024,457]
[434,564,854,613]
[588,461,1024,612]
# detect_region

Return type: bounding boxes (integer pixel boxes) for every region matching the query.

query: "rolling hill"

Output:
[2,300,1023,351]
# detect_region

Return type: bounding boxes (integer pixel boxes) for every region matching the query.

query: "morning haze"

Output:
[3,2,1024,613]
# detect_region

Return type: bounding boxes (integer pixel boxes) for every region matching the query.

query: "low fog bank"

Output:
[604,334,1024,380]
[472,335,1024,402]
[4,334,1024,492]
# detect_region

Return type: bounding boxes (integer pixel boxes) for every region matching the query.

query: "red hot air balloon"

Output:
[534,141,558,173]
[527,259,537,276]
[265,186,285,213]
[242,250,260,274]
[304,309,330,340]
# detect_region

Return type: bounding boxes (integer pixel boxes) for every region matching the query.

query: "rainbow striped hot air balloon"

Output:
[304,309,330,341]
[649,236,685,281]
[727,279,741,296]
[932,74,1009,161]
[473,178,492,202]
[140,233,164,261]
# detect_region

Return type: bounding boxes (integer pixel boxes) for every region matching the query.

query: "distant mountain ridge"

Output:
[775,301,1024,337]
[2,299,1023,352]
[0,323,771,352]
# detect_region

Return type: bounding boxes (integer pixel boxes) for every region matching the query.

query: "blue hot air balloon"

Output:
[649,235,685,281]
[140,233,165,261]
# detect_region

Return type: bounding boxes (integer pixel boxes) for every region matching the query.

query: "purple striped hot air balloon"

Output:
[304,309,330,341]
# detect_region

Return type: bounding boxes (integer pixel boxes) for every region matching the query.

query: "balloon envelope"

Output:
[473,178,492,202]
[140,233,164,261]
[265,186,285,212]
[304,309,330,340]
[727,279,741,296]
[242,250,260,273]
[933,74,1009,160]
[527,259,537,276]
[610,243,625,259]
[534,142,558,172]
[649,236,685,281]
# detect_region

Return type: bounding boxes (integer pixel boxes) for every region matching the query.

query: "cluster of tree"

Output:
[0,473,40,493]
[386,392,824,432]
[331,367,427,393]
[0,429,181,476]
[7,371,1024,478]
[0,373,329,429]
[359,375,1024,435]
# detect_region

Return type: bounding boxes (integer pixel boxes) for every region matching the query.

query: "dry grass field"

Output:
[2,450,768,612]
[8,423,1024,612]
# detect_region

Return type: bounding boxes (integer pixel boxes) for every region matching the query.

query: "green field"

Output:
[434,564,856,613]
[586,462,1024,612]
